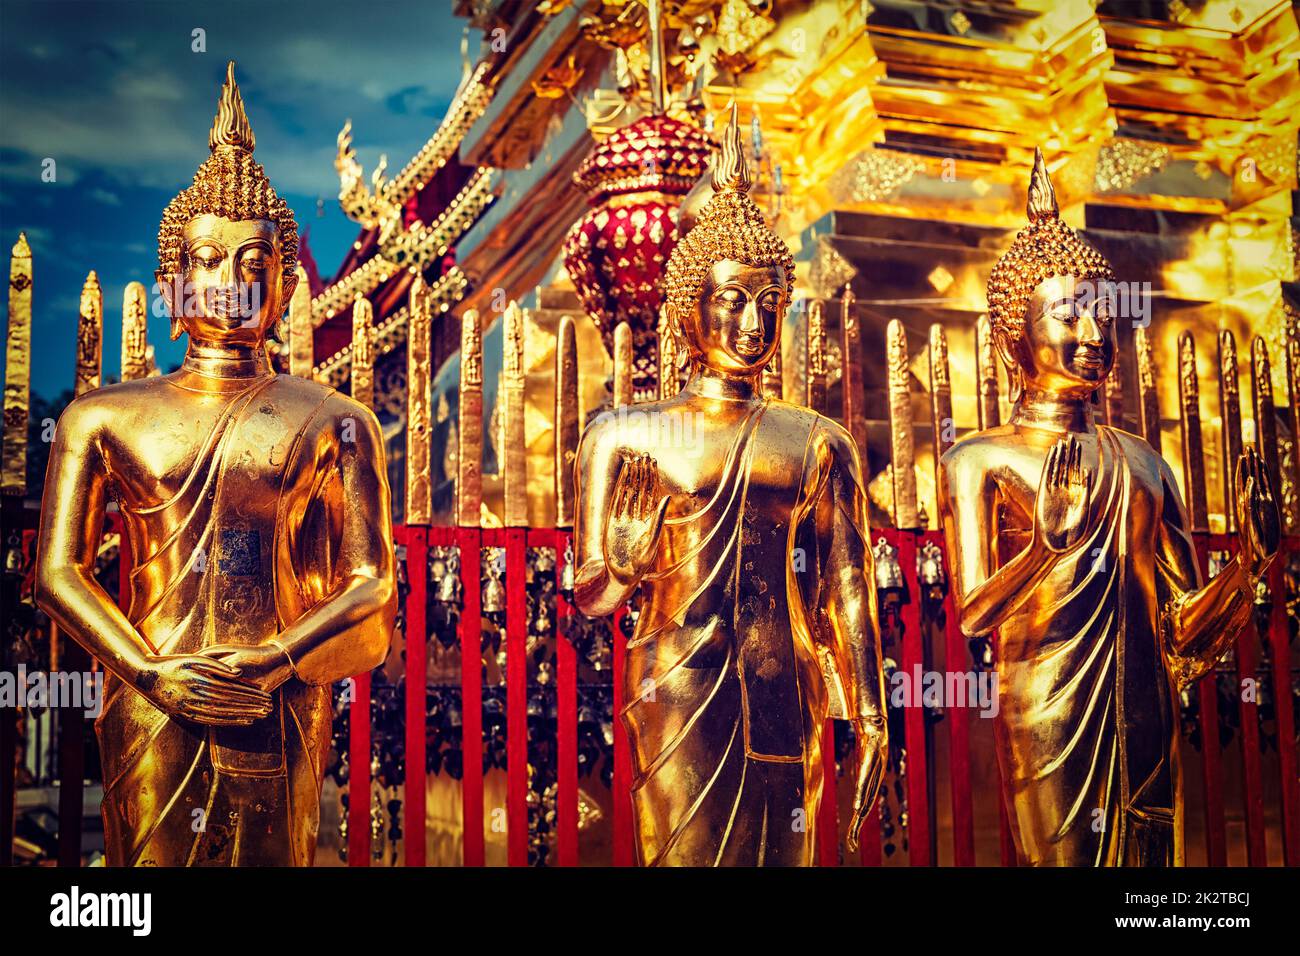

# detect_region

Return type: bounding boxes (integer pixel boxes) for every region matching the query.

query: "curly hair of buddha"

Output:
[986,149,1113,345]
[662,191,795,337]
[662,103,794,342]
[157,61,299,279]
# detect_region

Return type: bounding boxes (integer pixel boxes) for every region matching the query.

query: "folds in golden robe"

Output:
[96,374,378,866]
[995,426,1224,866]
[622,401,872,866]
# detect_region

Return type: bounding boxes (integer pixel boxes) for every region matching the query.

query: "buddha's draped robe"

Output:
[995,425,1245,866]
[99,375,352,866]
[622,401,873,866]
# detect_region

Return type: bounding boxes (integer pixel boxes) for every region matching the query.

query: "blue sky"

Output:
[0,0,473,400]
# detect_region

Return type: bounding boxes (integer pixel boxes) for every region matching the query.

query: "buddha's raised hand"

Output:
[602,453,670,585]
[1034,435,1093,553]
[1234,446,1280,582]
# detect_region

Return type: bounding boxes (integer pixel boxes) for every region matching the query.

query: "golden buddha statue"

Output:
[34,62,396,866]
[938,149,1280,866]
[573,105,887,866]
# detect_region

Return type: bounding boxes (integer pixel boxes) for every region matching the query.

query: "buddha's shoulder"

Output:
[262,372,336,404]
[1099,424,1174,478]
[937,425,1020,474]
[761,399,834,433]
[56,377,166,428]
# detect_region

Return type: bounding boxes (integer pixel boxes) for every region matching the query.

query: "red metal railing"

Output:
[14,514,1296,868]
[345,524,1297,867]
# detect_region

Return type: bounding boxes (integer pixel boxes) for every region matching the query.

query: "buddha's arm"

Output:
[34,400,154,685]
[1154,459,1254,690]
[810,427,886,727]
[939,446,1057,638]
[572,419,638,617]
[271,406,396,685]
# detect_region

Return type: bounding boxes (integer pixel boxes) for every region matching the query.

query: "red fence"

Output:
[5,508,1295,867]
[340,523,1299,868]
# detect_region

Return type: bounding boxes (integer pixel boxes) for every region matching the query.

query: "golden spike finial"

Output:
[711,101,751,195]
[1026,147,1058,222]
[209,60,256,153]
[12,232,30,258]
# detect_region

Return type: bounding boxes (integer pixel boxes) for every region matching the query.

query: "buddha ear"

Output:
[156,271,184,341]
[281,267,299,308]
[992,326,1023,403]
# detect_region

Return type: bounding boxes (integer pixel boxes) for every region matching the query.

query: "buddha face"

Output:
[158,213,296,345]
[1003,274,1115,395]
[685,259,785,375]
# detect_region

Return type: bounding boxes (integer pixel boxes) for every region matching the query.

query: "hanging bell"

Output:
[482,570,505,616]
[559,541,576,598]
[916,540,947,590]
[435,548,462,604]
[873,537,904,591]
[4,532,23,575]
[485,551,508,617]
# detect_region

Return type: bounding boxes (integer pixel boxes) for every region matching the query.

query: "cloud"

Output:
[0,0,478,400]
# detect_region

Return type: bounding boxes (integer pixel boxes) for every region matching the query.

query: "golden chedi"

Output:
[573,104,888,866]
[938,149,1280,866]
[35,62,397,866]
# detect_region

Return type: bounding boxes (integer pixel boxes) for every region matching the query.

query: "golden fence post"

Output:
[806,299,827,415]
[120,281,148,382]
[555,315,580,529]
[502,301,527,528]
[2,233,32,497]
[1217,331,1243,532]
[975,313,1000,430]
[613,321,633,409]
[289,264,314,380]
[887,318,919,530]
[841,286,867,462]
[1177,331,1209,532]
[458,309,483,527]
[350,295,374,409]
[1135,325,1162,455]
[75,271,102,397]
[405,275,432,526]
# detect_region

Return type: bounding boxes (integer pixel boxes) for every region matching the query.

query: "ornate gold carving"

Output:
[887,318,918,529]
[75,271,102,398]
[828,148,926,205]
[1251,336,1285,528]
[350,295,375,409]
[1094,139,1171,193]
[807,299,827,413]
[975,313,1000,430]
[1218,331,1243,532]
[405,275,432,526]
[841,287,866,460]
[3,232,31,496]
[554,314,580,529]
[120,282,149,382]
[1135,325,1161,454]
[929,323,953,495]
[613,320,633,407]
[458,309,483,527]
[314,267,469,386]
[288,265,313,379]
[502,301,528,527]
[1178,330,1209,531]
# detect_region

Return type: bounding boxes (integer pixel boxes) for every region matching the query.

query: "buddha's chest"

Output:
[105,385,308,512]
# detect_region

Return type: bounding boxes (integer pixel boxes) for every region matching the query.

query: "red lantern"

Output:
[563,114,712,398]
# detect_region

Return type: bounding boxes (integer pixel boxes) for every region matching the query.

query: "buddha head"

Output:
[662,102,794,378]
[986,148,1117,400]
[156,61,298,346]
